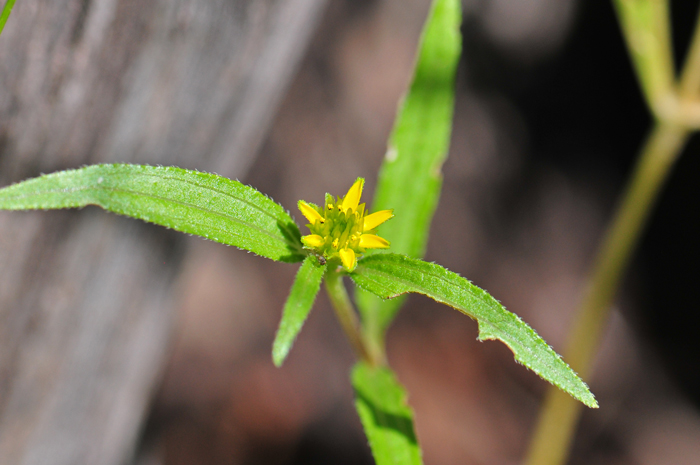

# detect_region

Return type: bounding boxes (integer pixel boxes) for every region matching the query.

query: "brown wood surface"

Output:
[0,0,326,463]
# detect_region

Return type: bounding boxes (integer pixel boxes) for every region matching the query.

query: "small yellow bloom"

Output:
[298,178,393,271]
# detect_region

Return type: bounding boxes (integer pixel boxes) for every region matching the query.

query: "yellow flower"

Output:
[298,178,393,271]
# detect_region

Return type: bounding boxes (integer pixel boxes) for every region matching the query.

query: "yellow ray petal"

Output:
[363,209,394,231]
[298,200,324,224]
[301,234,325,248]
[341,178,364,213]
[339,247,356,271]
[359,234,390,249]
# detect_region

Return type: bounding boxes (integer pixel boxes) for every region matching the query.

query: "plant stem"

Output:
[613,0,675,112]
[679,4,700,98]
[362,308,389,367]
[523,122,688,465]
[325,268,377,366]
[525,1,700,461]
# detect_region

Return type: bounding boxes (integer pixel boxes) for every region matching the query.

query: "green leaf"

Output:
[358,0,462,335]
[352,362,422,465]
[351,254,598,408]
[272,255,326,366]
[0,0,16,36]
[0,164,305,262]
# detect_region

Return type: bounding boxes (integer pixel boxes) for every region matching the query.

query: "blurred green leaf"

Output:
[358,0,462,335]
[0,164,305,262]
[352,362,422,465]
[272,255,326,366]
[0,0,16,36]
[352,254,598,408]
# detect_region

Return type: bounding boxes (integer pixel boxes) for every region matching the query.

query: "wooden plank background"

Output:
[0,0,326,463]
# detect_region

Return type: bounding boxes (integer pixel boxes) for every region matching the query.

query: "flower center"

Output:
[298,177,392,271]
[309,197,364,253]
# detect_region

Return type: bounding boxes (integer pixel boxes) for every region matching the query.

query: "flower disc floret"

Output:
[298,178,393,271]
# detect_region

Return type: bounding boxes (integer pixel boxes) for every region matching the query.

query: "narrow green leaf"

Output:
[351,254,598,408]
[352,362,422,465]
[272,256,326,366]
[0,0,16,36]
[372,0,460,257]
[358,0,462,334]
[0,164,305,262]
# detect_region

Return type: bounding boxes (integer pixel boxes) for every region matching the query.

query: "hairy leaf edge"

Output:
[350,254,598,409]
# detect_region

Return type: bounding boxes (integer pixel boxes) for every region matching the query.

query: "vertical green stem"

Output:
[0,0,15,36]
[524,123,689,465]
[362,309,388,367]
[679,5,700,97]
[525,1,700,462]
[564,123,687,379]
[613,0,675,110]
[325,267,377,366]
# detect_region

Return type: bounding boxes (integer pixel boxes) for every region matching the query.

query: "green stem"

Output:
[524,122,689,465]
[613,0,675,111]
[362,309,388,367]
[0,0,15,36]
[679,4,700,98]
[325,267,377,366]
[525,1,700,462]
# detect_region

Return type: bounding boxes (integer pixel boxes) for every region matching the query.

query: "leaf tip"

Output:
[477,319,598,408]
[271,341,288,368]
[574,381,598,409]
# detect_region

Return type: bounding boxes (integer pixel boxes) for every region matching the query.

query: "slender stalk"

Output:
[524,123,689,465]
[525,2,700,463]
[362,309,388,367]
[325,268,377,366]
[679,4,700,97]
[612,0,675,111]
[0,0,15,36]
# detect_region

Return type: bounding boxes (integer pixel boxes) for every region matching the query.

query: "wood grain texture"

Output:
[0,0,326,463]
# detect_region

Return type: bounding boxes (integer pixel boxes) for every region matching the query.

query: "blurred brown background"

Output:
[0,0,699,464]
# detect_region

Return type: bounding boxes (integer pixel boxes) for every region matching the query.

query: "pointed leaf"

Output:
[351,254,598,408]
[272,256,326,366]
[0,0,16,36]
[0,164,305,262]
[358,0,462,335]
[352,362,422,465]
